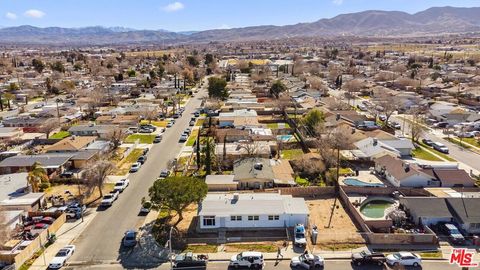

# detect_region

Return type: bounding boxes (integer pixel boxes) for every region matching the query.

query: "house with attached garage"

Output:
[374,155,439,187]
[197,192,309,231]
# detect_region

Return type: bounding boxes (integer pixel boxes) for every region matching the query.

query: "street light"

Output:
[165,226,178,270]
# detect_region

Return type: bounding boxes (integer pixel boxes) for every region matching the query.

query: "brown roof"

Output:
[427,169,475,187]
[375,155,428,181]
[271,159,295,184]
[45,136,97,152]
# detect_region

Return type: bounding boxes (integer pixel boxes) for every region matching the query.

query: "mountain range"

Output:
[1,6,479,45]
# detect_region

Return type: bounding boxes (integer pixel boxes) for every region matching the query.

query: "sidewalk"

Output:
[29,210,98,270]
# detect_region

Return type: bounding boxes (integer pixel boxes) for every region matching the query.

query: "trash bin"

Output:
[311,225,318,245]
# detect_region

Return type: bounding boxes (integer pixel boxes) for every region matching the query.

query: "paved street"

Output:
[69,82,207,265]
[65,259,461,270]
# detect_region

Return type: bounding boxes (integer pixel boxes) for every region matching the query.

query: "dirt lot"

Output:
[307,196,365,248]
[167,204,198,233]
[45,183,115,207]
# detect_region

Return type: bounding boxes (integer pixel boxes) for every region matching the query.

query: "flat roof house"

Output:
[68,124,117,139]
[198,192,309,231]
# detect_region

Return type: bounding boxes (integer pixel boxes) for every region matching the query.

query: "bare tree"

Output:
[105,127,126,150]
[373,89,401,124]
[315,125,355,169]
[409,108,426,143]
[343,79,364,106]
[238,140,260,157]
[40,118,59,139]
[141,108,158,124]
[83,158,115,198]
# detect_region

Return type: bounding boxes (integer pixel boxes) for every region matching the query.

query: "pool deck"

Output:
[339,170,385,186]
[348,195,399,221]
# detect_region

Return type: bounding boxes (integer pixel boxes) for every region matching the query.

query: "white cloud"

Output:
[24,9,46,19]
[163,2,184,12]
[5,12,17,20]
[332,0,344,5]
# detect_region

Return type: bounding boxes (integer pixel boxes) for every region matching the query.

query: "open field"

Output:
[125,134,156,144]
[45,183,115,207]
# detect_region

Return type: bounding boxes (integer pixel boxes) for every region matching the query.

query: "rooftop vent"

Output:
[254,163,263,170]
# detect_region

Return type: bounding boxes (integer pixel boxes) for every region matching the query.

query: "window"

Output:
[268,215,279,221]
[248,215,259,221]
[231,216,242,221]
[202,216,215,226]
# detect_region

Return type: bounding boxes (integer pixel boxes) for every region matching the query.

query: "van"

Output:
[154,134,162,143]
[432,142,449,154]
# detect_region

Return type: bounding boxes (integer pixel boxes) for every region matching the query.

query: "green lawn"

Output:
[184,244,218,253]
[281,149,304,160]
[115,149,144,175]
[225,243,277,253]
[418,251,443,259]
[462,137,480,146]
[125,134,156,144]
[412,147,442,161]
[50,131,70,139]
[186,130,199,146]
[140,120,167,127]
[267,122,291,129]
[445,137,472,149]
[195,119,205,126]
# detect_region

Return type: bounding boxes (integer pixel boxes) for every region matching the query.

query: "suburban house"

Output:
[0,127,24,141]
[233,158,296,189]
[219,109,259,128]
[1,117,49,133]
[0,173,29,202]
[374,155,438,187]
[0,192,46,211]
[70,150,100,169]
[380,139,415,156]
[197,192,309,231]
[420,168,475,187]
[428,102,480,125]
[44,136,97,153]
[205,175,237,191]
[353,138,401,160]
[0,154,73,176]
[215,141,272,163]
[68,124,117,138]
[400,197,480,234]
[95,115,140,127]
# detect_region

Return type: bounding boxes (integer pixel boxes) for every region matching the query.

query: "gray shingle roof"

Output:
[233,158,274,181]
[0,154,73,168]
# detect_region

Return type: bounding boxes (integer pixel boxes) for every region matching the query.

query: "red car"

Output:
[34,223,49,230]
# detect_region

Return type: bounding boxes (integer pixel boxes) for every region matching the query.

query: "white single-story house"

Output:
[197,192,309,231]
[374,155,438,187]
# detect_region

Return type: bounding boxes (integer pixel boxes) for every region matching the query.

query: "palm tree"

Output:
[27,162,49,192]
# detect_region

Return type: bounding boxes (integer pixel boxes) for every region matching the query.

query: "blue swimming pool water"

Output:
[343,178,385,187]
[277,135,293,142]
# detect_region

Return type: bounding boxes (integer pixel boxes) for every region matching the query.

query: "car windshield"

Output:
[56,250,68,257]
[393,253,401,259]
[296,233,305,238]
[103,195,113,199]
[115,183,123,186]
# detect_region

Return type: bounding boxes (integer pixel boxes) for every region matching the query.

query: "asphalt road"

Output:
[69,81,207,264]
[65,259,461,270]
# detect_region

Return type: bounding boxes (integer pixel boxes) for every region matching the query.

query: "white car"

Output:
[48,245,75,269]
[290,254,324,269]
[386,252,422,267]
[294,224,307,247]
[113,179,130,193]
[229,252,264,268]
[130,162,141,173]
[100,191,119,207]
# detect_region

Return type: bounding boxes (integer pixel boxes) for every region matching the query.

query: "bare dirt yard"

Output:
[307,196,366,250]
[45,183,115,207]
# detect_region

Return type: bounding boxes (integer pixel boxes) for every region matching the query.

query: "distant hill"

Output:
[1,6,479,45]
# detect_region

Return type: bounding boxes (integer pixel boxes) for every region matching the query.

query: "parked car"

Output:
[122,230,137,247]
[173,252,208,269]
[166,122,174,128]
[100,191,119,207]
[433,122,448,128]
[194,112,200,117]
[113,179,130,193]
[137,155,147,164]
[65,203,86,219]
[48,245,75,269]
[140,124,156,132]
[140,201,152,214]
[378,115,387,121]
[179,133,188,142]
[351,250,386,266]
[172,113,180,119]
[127,127,138,133]
[432,142,449,154]
[388,121,401,129]
[386,252,421,267]
[184,128,191,135]
[130,162,141,173]
[439,223,465,245]
[357,104,367,111]
[294,224,307,247]
[34,104,44,109]
[138,128,153,133]
[229,252,264,269]
[154,134,162,143]
[189,120,195,126]
[290,253,324,269]
[159,170,170,179]
[59,171,74,178]
[422,138,434,146]
[143,148,149,155]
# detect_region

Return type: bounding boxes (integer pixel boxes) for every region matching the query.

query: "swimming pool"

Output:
[343,178,386,187]
[277,135,294,142]
[360,199,394,219]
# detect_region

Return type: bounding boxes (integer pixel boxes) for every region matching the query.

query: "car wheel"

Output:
[413,262,419,267]
[394,262,399,267]
[377,261,383,266]
[356,261,362,266]
[233,264,239,269]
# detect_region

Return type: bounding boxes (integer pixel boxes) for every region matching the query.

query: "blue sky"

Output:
[1,0,479,31]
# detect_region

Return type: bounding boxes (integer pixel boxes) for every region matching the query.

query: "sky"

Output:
[0,0,479,32]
